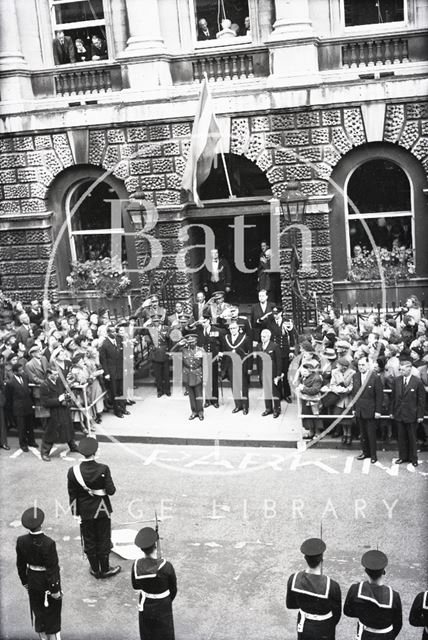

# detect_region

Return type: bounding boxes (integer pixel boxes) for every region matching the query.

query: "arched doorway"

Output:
[47,166,138,292]
[187,153,279,304]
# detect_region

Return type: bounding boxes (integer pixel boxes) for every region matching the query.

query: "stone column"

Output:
[0,0,33,100]
[267,0,319,83]
[117,0,172,89]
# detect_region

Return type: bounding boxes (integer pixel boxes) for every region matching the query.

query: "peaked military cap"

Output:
[300,538,326,556]
[135,527,157,550]
[78,436,98,457]
[361,550,388,571]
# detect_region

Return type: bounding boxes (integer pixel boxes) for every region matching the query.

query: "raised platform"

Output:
[95,385,301,448]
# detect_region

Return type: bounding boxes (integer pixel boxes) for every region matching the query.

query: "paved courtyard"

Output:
[0,427,426,639]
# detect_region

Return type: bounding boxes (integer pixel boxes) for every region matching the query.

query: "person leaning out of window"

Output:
[75,38,88,62]
[53,30,76,66]
[90,35,108,61]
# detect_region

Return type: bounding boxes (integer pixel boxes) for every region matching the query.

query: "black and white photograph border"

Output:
[0,0,427,639]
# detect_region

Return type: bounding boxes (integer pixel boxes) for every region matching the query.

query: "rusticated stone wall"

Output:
[0,100,427,305]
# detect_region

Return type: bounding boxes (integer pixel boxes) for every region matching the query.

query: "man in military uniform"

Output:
[409,590,428,639]
[196,313,224,409]
[180,334,204,420]
[286,538,342,639]
[220,320,253,415]
[344,550,402,639]
[67,436,121,579]
[16,507,62,640]
[132,527,177,640]
[143,314,171,397]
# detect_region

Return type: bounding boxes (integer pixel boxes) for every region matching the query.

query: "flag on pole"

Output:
[181,77,221,207]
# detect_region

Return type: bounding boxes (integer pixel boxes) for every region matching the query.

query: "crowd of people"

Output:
[0,287,427,463]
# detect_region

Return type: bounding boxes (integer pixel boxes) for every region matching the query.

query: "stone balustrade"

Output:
[342,37,409,68]
[192,53,255,82]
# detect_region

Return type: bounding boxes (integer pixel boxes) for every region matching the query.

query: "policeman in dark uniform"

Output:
[67,436,121,579]
[409,591,428,639]
[143,314,171,397]
[132,527,177,640]
[196,312,224,408]
[180,334,204,420]
[344,550,402,639]
[16,507,62,640]
[286,538,342,639]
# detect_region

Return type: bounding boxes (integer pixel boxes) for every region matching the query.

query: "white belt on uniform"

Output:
[27,564,46,571]
[357,621,393,639]
[138,589,170,612]
[297,609,333,632]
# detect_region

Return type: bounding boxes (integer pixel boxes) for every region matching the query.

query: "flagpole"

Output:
[203,72,236,200]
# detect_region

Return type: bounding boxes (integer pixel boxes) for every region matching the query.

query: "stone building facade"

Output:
[0,0,427,311]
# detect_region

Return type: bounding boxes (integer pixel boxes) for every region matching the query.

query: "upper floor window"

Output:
[344,0,405,27]
[51,0,109,65]
[195,0,251,43]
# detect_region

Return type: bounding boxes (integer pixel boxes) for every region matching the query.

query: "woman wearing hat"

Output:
[16,507,62,640]
[132,527,177,640]
[39,367,77,462]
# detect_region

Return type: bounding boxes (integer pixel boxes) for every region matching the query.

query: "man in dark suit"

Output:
[192,291,207,324]
[6,362,37,452]
[265,308,297,403]
[250,289,276,344]
[197,17,213,40]
[196,313,224,408]
[99,326,128,418]
[202,249,232,298]
[67,437,121,579]
[255,328,282,418]
[391,357,425,467]
[220,320,253,414]
[53,30,76,65]
[409,590,428,638]
[16,507,62,639]
[351,356,383,463]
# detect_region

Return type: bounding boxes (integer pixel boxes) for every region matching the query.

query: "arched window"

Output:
[346,158,413,259]
[66,179,126,262]
[48,167,138,291]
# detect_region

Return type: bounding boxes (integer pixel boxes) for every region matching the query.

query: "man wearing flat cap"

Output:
[67,436,121,579]
[132,526,177,640]
[16,507,62,640]
[286,537,341,638]
[344,550,402,639]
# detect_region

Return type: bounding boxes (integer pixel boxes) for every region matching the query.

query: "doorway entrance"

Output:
[188,212,280,305]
